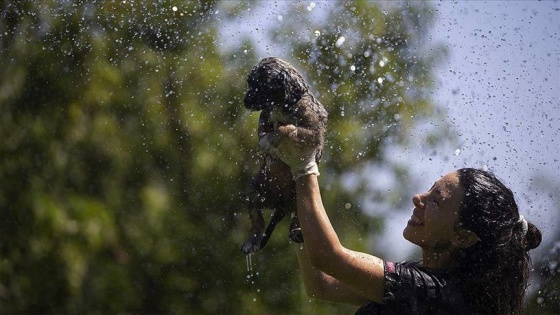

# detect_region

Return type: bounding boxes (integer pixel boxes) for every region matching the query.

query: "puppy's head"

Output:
[244,57,308,111]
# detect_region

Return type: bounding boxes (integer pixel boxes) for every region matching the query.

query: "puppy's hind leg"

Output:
[289,215,304,243]
[259,210,286,251]
[241,207,265,254]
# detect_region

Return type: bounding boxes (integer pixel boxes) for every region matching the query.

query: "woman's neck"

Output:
[421,248,458,270]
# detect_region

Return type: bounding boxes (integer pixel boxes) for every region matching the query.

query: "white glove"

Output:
[259,126,319,181]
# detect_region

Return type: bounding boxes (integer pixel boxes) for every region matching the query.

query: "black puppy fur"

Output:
[241,57,328,254]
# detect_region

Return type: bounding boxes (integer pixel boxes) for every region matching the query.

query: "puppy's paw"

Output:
[258,125,297,154]
[276,124,297,138]
[258,133,279,155]
[289,228,304,243]
[241,236,262,254]
[258,133,274,151]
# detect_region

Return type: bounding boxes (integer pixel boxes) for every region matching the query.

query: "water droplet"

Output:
[455,148,461,155]
[246,253,253,273]
[307,2,316,11]
[335,36,346,47]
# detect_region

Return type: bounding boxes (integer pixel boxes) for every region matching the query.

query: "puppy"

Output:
[241,57,328,254]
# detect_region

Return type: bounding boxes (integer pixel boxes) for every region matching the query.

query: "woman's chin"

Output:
[402,226,412,241]
[403,225,420,245]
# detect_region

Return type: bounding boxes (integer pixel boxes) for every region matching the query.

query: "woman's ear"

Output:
[452,229,479,248]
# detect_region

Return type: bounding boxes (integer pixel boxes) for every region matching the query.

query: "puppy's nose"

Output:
[244,91,256,106]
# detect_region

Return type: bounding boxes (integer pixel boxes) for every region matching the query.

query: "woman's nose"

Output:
[412,194,425,208]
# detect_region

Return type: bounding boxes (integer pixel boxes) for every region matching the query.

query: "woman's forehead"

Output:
[433,172,461,197]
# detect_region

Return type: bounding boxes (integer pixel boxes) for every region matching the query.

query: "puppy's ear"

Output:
[282,69,307,105]
[268,70,286,91]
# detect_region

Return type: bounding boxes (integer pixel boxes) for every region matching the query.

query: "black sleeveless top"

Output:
[355,261,468,315]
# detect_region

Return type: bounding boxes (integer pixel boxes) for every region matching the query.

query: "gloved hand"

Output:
[259,125,320,180]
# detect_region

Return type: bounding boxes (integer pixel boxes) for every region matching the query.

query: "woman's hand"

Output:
[259,124,319,180]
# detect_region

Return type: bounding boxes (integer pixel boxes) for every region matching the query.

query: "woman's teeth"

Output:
[408,215,424,226]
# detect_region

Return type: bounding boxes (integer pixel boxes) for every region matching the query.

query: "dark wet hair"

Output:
[455,168,542,315]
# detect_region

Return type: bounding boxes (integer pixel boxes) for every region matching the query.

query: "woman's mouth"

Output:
[407,214,424,227]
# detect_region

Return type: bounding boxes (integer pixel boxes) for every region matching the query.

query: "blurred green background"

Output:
[0,1,557,314]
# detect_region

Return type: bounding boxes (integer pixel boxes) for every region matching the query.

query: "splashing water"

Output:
[246,253,253,276]
[335,36,346,47]
[245,253,261,302]
[307,2,316,11]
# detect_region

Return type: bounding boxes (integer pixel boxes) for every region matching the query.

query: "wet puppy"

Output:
[241,57,328,254]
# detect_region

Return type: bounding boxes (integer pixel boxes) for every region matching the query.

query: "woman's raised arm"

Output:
[295,243,369,305]
[295,175,386,304]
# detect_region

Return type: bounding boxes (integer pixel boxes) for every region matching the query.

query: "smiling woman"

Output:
[263,125,543,314]
[404,169,543,314]
[403,172,471,262]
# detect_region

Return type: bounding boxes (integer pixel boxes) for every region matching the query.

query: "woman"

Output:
[267,125,542,314]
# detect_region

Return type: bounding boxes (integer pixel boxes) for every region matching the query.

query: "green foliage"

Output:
[272,2,448,170]
[527,247,560,314]
[0,0,451,314]
[525,175,560,314]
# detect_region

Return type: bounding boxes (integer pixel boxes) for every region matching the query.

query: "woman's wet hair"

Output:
[455,168,542,315]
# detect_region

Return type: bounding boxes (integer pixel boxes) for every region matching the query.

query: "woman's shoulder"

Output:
[385,260,461,298]
[390,260,421,269]
[389,260,458,282]
[355,260,468,315]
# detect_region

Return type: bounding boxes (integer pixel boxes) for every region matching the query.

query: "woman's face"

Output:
[403,172,464,251]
